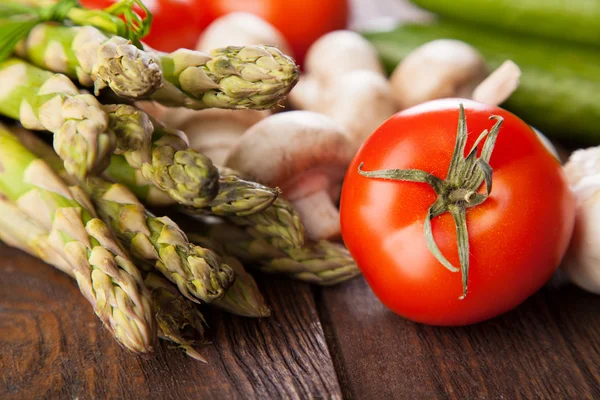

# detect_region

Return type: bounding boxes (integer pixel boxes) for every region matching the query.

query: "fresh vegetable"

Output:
[200,173,280,217]
[147,45,300,110]
[302,30,384,84]
[16,23,163,98]
[203,0,349,65]
[410,0,600,49]
[389,39,521,109]
[471,60,521,106]
[0,58,116,179]
[295,69,397,150]
[226,111,355,240]
[0,195,207,360]
[196,12,292,57]
[192,222,361,286]
[104,104,221,208]
[289,30,395,150]
[340,99,575,326]
[83,177,235,303]
[364,21,600,144]
[0,124,156,352]
[192,235,271,317]
[389,39,487,110]
[143,272,207,361]
[14,125,271,319]
[79,0,212,52]
[562,148,600,294]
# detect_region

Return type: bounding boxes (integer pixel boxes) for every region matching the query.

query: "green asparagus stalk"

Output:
[82,177,235,303]
[16,23,163,98]
[102,109,280,214]
[185,173,280,217]
[13,126,270,317]
[192,222,360,286]
[104,104,220,208]
[12,126,236,303]
[215,168,304,248]
[0,125,155,353]
[0,58,115,179]
[143,272,207,361]
[0,195,207,360]
[0,194,73,276]
[108,159,302,247]
[192,235,270,318]
[110,161,304,248]
[147,45,299,110]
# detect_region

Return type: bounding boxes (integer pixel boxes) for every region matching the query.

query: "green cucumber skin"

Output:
[364,22,600,145]
[411,0,600,48]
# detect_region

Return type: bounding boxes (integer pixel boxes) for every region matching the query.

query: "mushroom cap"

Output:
[315,69,397,148]
[196,12,293,56]
[225,111,355,194]
[389,39,488,109]
[304,30,384,83]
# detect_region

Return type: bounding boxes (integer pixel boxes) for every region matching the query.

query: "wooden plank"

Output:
[317,275,600,399]
[0,245,342,399]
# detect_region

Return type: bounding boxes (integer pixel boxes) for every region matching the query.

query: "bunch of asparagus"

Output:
[0,0,360,360]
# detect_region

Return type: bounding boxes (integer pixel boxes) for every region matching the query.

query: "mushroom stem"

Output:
[292,190,341,241]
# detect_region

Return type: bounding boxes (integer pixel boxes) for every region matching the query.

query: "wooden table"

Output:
[2,1,600,398]
[2,243,599,399]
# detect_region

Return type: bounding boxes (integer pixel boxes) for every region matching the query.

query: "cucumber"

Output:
[363,22,600,145]
[411,0,600,48]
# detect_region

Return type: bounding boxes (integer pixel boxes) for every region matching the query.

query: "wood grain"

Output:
[0,245,342,400]
[317,275,600,399]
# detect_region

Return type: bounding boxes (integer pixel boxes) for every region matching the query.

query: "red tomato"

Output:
[80,0,211,52]
[340,99,575,326]
[204,0,349,65]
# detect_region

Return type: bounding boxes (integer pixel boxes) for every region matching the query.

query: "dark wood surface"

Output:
[2,242,600,399]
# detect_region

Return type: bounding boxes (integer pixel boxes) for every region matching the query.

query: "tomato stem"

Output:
[357,104,504,299]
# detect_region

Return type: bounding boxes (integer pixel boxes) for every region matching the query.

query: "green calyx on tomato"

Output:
[357,104,503,299]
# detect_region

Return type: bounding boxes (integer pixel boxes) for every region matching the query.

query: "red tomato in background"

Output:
[80,0,212,52]
[340,99,575,326]
[204,0,349,65]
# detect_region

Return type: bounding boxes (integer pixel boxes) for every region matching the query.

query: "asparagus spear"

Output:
[190,222,360,286]
[193,235,270,318]
[16,23,163,98]
[13,126,270,317]
[82,177,235,303]
[0,198,208,361]
[107,158,304,248]
[147,45,299,110]
[104,104,220,208]
[143,272,207,361]
[0,195,207,359]
[0,58,115,179]
[0,125,155,353]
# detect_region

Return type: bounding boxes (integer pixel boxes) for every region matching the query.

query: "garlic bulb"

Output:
[562,148,600,294]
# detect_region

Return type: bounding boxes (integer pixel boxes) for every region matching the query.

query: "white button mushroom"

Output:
[389,39,489,110]
[195,12,293,57]
[225,111,355,241]
[289,30,396,151]
[312,69,397,151]
[303,30,385,84]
